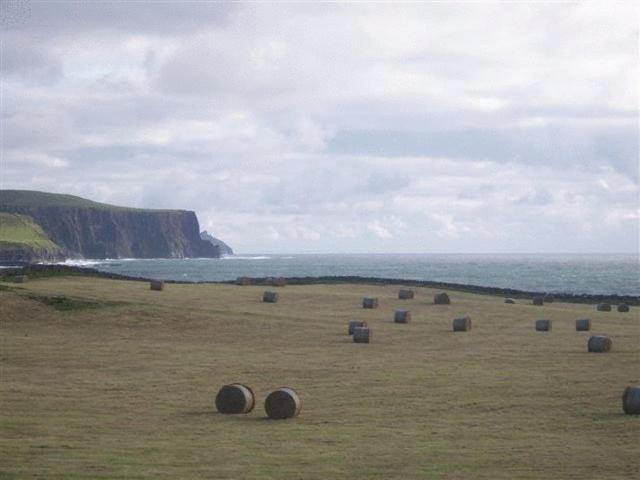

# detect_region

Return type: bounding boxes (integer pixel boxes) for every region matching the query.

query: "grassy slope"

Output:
[0,213,61,251]
[0,190,180,212]
[0,277,638,479]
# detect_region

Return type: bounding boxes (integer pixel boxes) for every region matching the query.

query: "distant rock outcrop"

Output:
[0,190,220,262]
[200,230,233,256]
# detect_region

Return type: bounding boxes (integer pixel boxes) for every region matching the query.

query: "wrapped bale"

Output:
[150,280,164,291]
[264,387,301,419]
[504,298,515,304]
[453,316,472,332]
[263,291,279,303]
[622,386,640,415]
[543,293,555,303]
[596,303,611,312]
[348,320,367,335]
[394,310,411,324]
[617,304,630,312]
[398,289,414,300]
[215,383,255,414]
[434,292,450,305]
[532,296,544,306]
[588,335,612,353]
[575,319,591,331]
[535,319,552,331]
[353,327,371,343]
[362,297,379,309]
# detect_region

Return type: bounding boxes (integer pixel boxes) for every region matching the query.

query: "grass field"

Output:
[1,276,638,479]
[0,213,61,252]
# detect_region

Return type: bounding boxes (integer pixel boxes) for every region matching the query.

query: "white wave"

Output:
[222,255,272,260]
[49,259,105,267]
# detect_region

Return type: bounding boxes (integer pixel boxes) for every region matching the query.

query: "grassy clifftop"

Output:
[0,213,61,252]
[0,190,181,212]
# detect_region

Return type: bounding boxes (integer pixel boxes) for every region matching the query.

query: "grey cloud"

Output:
[1,35,63,84]
[328,124,639,180]
[1,0,235,34]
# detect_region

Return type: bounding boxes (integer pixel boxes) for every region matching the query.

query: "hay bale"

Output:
[362,297,378,309]
[588,335,612,352]
[394,310,411,323]
[236,277,252,286]
[13,275,28,283]
[150,280,164,291]
[596,303,611,312]
[543,293,555,303]
[348,320,367,335]
[398,289,414,300]
[575,319,591,331]
[452,316,472,332]
[263,291,279,303]
[617,304,630,312]
[532,296,544,306]
[622,386,640,415]
[264,387,301,419]
[353,326,371,343]
[504,298,515,304]
[215,383,255,414]
[535,319,552,331]
[434,292,450,305]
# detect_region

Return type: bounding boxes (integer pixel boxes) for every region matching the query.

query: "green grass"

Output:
[25,293,126,311]
[0,190,181,212]
[0,276,638,479]
[0,213,61,252]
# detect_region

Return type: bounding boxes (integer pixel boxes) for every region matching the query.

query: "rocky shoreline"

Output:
[1,264,638,306]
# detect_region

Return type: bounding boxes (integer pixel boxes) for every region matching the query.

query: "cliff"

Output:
[0,190,220,261]
[0,213,65,263]
[200,230,234,256]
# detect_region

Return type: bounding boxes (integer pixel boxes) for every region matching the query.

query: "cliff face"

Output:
[0,191,220,259]
[200,230,234,256]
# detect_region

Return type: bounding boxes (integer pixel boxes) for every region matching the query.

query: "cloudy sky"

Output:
[1,1,638,253]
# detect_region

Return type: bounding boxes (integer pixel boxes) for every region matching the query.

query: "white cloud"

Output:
[1,1,638,253]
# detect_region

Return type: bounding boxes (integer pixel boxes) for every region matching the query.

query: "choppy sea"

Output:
[52,253,639,296]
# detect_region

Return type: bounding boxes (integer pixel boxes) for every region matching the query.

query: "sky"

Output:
[1,1,638,254]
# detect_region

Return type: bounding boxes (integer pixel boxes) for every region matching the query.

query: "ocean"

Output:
[55,253,640,296]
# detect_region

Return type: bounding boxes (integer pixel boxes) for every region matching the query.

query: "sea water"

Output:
[55,253,640,296]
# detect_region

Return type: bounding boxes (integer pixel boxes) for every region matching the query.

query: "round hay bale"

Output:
[353,326,371,343]
[348,320,367,335]
[150,280,164,291]
[394,310,411,323]
[575,319,591,331]
[532,296,544,306]
[434,292,450,305]
[264,387,301,419]
[263,291,279,303]
[362,297,379,309]
[596,303,611,312]
[617,304,630,312]
[535,319,552,331]
[215,383,255,414]
[622,386,640,415]
[588,335,612,353]
[543,293,554,303]
[453,316,472,332]
[504,298,515,304]
[398,289,414,300]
